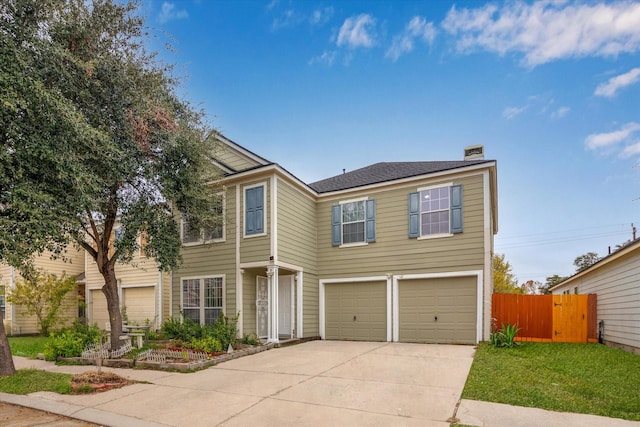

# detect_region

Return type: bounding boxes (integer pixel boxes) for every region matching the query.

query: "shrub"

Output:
[161,317,202,341]
[189,336,222,354]
[43,322,101,361]
[206,313,238,349]
[241,333,259,346]
[490,322,520,348]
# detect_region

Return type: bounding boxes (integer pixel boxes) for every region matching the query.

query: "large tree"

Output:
[574,252,600,273]
[492,253,523,294]
[0,0,220,374]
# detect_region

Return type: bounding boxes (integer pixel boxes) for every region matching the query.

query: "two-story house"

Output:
[172,135,498,344]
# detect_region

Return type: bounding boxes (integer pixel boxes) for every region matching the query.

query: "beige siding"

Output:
[171,186,237,319]
[553,250,640,353]
[303,272,319,336]
[216,143,264,172]
[277,179,318,270]
[242,272,258,335]
[316,174,486,278]
[91,289,109,329]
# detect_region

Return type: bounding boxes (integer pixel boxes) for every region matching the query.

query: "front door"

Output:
[256,277,269,338]
[278,275,293,338]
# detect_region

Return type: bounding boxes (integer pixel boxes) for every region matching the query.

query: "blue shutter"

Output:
[450,185,463,234]
[366,199,376,243]
[331,205,341,246]
[408,192,420,238]
[245,186,264,235]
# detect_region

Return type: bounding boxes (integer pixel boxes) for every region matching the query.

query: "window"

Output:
[0,291,4,320]
[409,185,463,238]
[182,277,224,325]
[245,184,265,236]
[332,199,376,246]
[181,194,225,244]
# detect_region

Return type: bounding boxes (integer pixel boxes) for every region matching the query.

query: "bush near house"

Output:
[161,313,239,351]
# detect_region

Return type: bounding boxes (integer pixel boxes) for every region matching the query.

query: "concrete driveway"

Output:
[13,340,475,426]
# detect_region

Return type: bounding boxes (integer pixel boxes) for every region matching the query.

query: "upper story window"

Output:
[0,291,5,320]
[332,198,376,246]
[409,184,463,238]
[244,184,265,236]
[182,194,225,245]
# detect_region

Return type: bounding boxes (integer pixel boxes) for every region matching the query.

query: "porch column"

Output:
[267,265,279,343]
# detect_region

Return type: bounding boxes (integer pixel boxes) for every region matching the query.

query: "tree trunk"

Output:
[0,318,16,376]
[101,264,124,347]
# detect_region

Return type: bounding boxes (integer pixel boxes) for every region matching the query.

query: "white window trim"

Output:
[181,192,227,246]
[179,275,226,326]
[243,182,267,239]
[416,182,453,239]
[338,196,369,248]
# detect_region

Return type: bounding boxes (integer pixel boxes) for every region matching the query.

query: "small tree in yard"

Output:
[7,272,76,336]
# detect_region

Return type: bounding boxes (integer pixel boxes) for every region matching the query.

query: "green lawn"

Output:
[462,342,640,421]
[8,336,50,358]
[0,369,72,394]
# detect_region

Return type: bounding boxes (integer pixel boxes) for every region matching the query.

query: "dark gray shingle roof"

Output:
[308,160,492,193]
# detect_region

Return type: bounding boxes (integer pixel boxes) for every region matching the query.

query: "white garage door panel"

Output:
[123,287,156,325]
[399,276,476,344]
[91,290,109,329]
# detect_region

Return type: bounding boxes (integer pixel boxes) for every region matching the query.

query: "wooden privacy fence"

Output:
[492,294,597,343]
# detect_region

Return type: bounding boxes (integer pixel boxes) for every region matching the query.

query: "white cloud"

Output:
[337,14,376,48]
[158,2,188,24]
[442,1,640,67]
[308,50,337,66]
[551,106,570,120]
[386,16,437,61]
[502,105,527,120]
[585,122,640,150]
[621,141,640,158]
[310,7,334,26]
[594,67,640,97]
[271,9,305,30]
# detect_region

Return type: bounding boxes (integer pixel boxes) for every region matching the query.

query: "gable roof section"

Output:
[212,132,272,175]
[308,160,493,193]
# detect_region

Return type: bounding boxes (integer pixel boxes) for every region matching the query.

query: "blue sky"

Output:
[142,0,640,285]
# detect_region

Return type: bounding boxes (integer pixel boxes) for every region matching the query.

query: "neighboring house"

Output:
[0,249,84,335]
[85,227,171,331]
[551,239,640,355]
[172,135,498,344]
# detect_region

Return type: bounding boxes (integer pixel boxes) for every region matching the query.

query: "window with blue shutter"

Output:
[245,185,264,236]
[409,185,463,238]
[332,199,376,246]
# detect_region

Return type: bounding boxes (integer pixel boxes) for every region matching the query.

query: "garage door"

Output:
[123,286,156,325]
[399,276,476,344]
[90,289,109,329]
[325,281,387,341]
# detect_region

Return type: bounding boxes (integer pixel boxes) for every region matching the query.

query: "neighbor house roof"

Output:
[308,160,494,193]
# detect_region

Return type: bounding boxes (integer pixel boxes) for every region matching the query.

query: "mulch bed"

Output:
[71,371,131,394]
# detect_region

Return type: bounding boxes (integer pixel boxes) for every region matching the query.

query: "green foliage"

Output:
[574,252,600,273]
[206,313,238,350]
[8,336,51,358]
[161,317,202,342]
[189,336,222,354]
[492,253,523,294]
[0,369,72,395]
[161,313,239,350]
[241,333,260,346]
[43,322,101,361]
[541,274,568,294]
[6,271,76,336]
[490,323,520,348]
[463,343,640,421]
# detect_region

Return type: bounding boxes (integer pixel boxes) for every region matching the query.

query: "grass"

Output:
[0,369,72,394]
[462,342,640,421]
[8,336,50,358]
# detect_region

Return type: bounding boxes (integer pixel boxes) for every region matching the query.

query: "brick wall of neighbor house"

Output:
[553,251,640,354]
[170,185,237,319]
[316,172,486,278]
[1,248,84,335]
